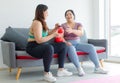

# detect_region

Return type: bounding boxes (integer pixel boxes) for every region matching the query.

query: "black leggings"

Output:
[26,41,67,72]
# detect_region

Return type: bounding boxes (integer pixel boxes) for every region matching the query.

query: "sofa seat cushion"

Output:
[16,46,105,60]
[16,51,59,60]
[95,46,105,53]
[77,46,105,56]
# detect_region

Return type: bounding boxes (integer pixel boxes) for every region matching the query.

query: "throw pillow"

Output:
[1,26,28,50]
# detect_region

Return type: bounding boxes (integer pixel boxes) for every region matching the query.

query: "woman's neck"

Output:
[66,21,75,28]
[67,20,75,24]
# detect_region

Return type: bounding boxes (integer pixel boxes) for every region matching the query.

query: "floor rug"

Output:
[70,75,120,83]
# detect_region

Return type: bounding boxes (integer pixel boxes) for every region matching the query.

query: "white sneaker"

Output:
[94,67,108,74]
[43,72,57,82]
[57,69,73,77]
[77,67,85,76]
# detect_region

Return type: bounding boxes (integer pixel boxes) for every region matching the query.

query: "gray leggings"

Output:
[67,39,100,68]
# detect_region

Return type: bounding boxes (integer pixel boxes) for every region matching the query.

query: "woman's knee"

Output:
[87,44,95,49]
[44,44,54,55]
[59,42,67,49]
[67,45,76,51]
[61,42,67,47]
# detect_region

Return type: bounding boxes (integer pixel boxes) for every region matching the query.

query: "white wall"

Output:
[92,0,106,39]
[0,0,95,68]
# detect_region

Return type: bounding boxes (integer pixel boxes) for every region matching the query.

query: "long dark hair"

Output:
[34,4,48,31]
[65,9,75,19]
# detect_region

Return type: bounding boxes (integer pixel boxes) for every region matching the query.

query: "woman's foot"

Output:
[77,67,85,76]
[57,69,73,77]
[94,67,108,74]
[43,72,57,82]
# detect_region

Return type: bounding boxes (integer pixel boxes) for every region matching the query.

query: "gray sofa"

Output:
[1,27,108,80]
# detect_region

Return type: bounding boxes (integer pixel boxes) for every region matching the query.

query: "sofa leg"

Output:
[81,62,83,66]
[9,68,12,72]
[16,67,22,80]
[99,59,104,68]
[0,68,2,70]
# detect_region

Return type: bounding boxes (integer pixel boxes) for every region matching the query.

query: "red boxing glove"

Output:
[54,36,63,42]
[54,27,64,43]
[57,27,64,33]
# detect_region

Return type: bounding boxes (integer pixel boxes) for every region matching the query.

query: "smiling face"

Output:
[65,10,75,22]
[43,10,48,20]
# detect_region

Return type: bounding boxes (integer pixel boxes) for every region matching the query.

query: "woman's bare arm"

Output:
[32,20,58,44]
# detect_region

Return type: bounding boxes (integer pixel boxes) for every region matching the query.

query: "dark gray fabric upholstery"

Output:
[1,27,29,50]
[1,41,16,68]
[16,51,30,56]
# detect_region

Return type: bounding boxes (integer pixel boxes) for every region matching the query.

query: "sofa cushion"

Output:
[16,51,58,60]
[1,26,28,50]
[13,28,29,39]
[16,47,105,60]
[94,46,105,53]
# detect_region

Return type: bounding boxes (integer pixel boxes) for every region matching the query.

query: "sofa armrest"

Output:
[88,39,107,48]
[1,40,17,68]
[88,39,108,58]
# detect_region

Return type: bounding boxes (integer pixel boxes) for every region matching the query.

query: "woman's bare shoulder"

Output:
[31,20,42,31]
[33,20,42,25]
[31,20,42,28]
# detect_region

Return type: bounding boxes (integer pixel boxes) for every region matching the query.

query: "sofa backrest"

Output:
[1,26,88,50]
[13,28,29,39]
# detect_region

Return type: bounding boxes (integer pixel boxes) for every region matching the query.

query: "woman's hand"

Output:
[65,28,73,33]
[66,42,72,46]
[52,29,60,37]
[49,23,60,35]
[55,23,60,30]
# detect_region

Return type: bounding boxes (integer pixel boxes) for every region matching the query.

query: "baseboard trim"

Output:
[0,68,9,71]
[105,56,120,63]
